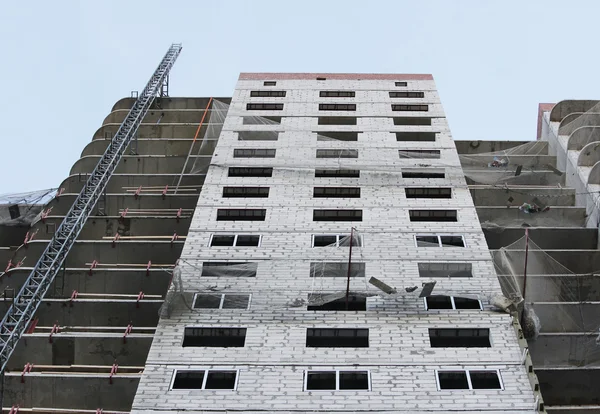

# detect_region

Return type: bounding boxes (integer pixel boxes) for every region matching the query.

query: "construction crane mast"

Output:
[0,43,183,373]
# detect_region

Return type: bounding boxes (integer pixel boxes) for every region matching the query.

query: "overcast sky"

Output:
[1,0,598,194]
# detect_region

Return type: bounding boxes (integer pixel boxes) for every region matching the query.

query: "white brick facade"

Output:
[131,74,536,413]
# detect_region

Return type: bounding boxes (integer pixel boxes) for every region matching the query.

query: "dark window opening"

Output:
[306,371,369,390]
[242,116,281,124]
[263,81,277,86]
[313,209,362,222]
[210,235,235,246]
[392,104,429,112]
[315,169,360,178]
[402,170,445,179]
[409,210,457,222]
[183,327,247,347]
[217,209,266,221]
[425,296,453,310]
[389,91,425,98]
[310,262,366,278]
[470,371,502,389]
[318,116,357,125]
[205,371,238,389]
[453,297,482,309]
[315,131,359,141]
[313,234,361,247]
[405,188,451,199]
[393,117,432,126]
[395,81,408,87]
[210,234,260,247]
[416,235,439,247]
[236,235,260,246]
[250,90,286,97]
[306,372,336,390]
[246,103,283,110]
[306,328,369,348]
[193,293,250,309]
[237,131,280,141]
[418,263,473,278]
[313,235,338,247]
[441,236,465,247]
[395,132,436,142]
[399,149,441,159]
[223,187,270,198]
[438,371,469,390]
[339,372,369,390]
[429,328,491,348]
[308,295,366,311]
[8,205,20,220]
[172,371,205,389]
[319,103,356,111]
[233,149,276,158]
[320,91,356,97]
[314,187,361,198]
[316,149,358,158]
[201,262,258,277]
[228,167,273,177]
[316,77,327,81]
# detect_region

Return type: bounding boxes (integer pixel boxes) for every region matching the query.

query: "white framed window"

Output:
[304,370,371,391]
[423,296,483,311]
[193,293,252,310]
[170,369,240,390]
[209,234,262,247]
[312,234,363,247]
[414,234,466,248]
[435,369,503,390]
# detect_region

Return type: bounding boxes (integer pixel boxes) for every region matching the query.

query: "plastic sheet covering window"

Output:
[0,188,57,226]
[493,235,600,366]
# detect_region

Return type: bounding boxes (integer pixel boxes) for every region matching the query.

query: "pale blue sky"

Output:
[1,0,598,194]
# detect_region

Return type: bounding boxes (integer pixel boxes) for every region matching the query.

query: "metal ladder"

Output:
[0,43,182,373]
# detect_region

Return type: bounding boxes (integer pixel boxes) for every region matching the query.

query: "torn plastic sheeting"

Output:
[0,188,57,226]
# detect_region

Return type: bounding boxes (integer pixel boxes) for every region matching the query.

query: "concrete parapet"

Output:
[477,206,587,227]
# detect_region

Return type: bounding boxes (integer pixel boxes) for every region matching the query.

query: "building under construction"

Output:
[0,45,598,414]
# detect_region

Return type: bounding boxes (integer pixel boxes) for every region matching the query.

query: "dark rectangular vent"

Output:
[395,132,436,142]
[228,167,273,177]
[246,103,283,110]
[320,91,356,97]
[418,262,473,278]
[405,188,452,199]
[392,104,428,112]
[306,328,369,347]
[399,149,440,159]
[250,90,286,97]
[315,169,360,178]
[263,81,277,86]
[389,91,425,98]
[318,116,357,125]
[233,149,276,158]
[429,328,491,348]
[222,187,270,198]
[395,81,408,87]
[313,209,362,222]
[393,117,432,126]
[319,104,356,111]
[183,327,247,347]
[402,170,445,179]
[313,187,361,198]
[316,149,358,158]
[409,210,457,222]
[217,209,266,221]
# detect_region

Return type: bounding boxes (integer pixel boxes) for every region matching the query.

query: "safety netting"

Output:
[493,235,600,366]
[0,188,56,226]
[459,141,563,186]
[188,100,229,175]
[160,229,441,316]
